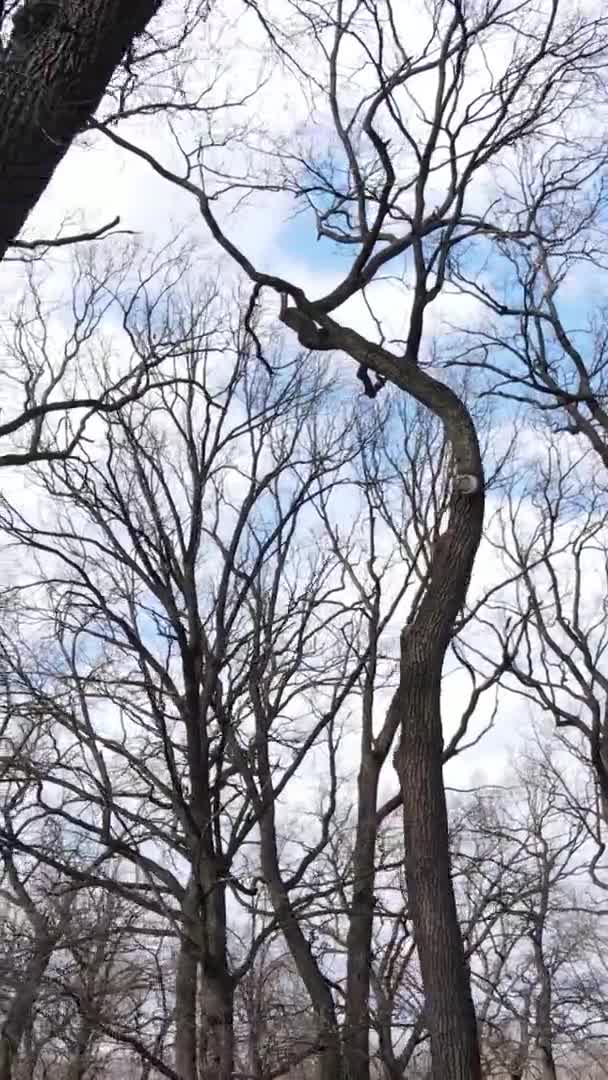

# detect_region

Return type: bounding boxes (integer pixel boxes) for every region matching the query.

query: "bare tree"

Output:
[0,241,200,468]
[0,846,73,1080]
[0,280,367,1078]
[448,142,608,469]
[451,746,608,1080]
[88,3,608,1074]
[441,124,608,858]
[0,249,517,1079]
[461,436,608,843]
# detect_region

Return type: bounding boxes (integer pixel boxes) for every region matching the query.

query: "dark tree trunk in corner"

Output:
[0,0,165,259]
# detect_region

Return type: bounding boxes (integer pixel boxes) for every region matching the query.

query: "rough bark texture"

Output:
[395,668,481,1080]
[278,306,485,1080]
[187,829,235,1077]
[198,965,234,1080]
[393,451,484,1080]
[178,565,235,1080]
[0,0,164,258]
[67,1017,93,1080]
[0,933,55,1080]
[176,884,199,1080]
[196,864,234,1080]
[176,870,234,1080]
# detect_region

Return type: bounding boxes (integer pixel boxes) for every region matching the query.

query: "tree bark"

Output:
[343,596,405,1080]
[287,315,485,1079]
[343,752,380,1080]
[176,870,235,1080]
[199,967,234,1080]
[196,868,234,1080]
[258,800,343,1080]
[175,886,199,1080]
[393,477,484,1080]
[67,1017,93,1080]
[532,932,557,1080]
[174,949,198,1080]
[395,667,481,1080]
[0,933,55,1080]
[272,309,485,1079]
[0,0,165,259]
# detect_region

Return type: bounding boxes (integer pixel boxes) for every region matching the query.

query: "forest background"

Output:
[1,3,608,1079]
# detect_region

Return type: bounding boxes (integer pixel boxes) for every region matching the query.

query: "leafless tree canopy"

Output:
[2,3,608,1080]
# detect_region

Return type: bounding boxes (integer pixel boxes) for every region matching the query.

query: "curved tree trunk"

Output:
[258,800,344,1080]
[276,310,485,1080]
[393,450,484,1080]
[391,388,484,1080]
[0,0,165,259]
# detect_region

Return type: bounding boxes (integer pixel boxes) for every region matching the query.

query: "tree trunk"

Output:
[532,935,557,1080]
[390,440,483,1077]
[539,1052,558,1080]
[0,1044,11,1080]
[344,601,401,1080]
[258,803,343,1080]
[343,753,380,1080]
[594,735,608,825]
[195,863,234,1080]
[272,317,486,1079]
[176,879,201,1080]
[175,929,199,1080]
[392,415,484,1080]
[67,1017,93,1080]
[0,934,54,1080]
[199,970,234,1080]
[395,664,481,1080]
[0,0,165,258]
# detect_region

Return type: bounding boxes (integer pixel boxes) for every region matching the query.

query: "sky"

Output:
[2,20,608,1080]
